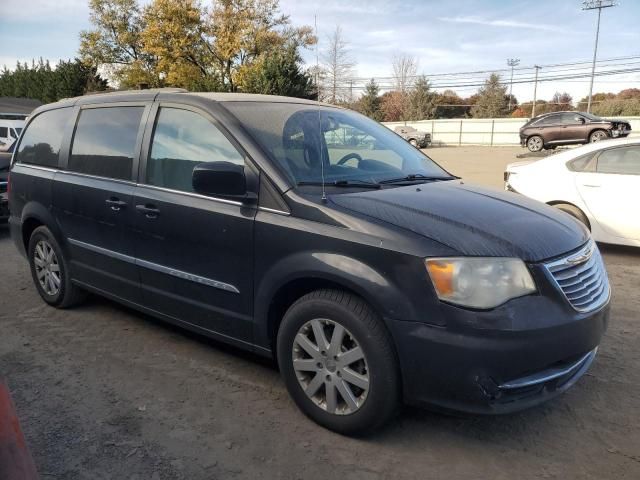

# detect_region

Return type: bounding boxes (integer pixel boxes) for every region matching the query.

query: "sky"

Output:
[1,0,639,103]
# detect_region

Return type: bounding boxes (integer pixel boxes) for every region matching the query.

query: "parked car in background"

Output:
[519,111,631,152]
[9,90,609,434]
[505,138,640,247]
[0,115,26,153]
[394,125,431,148]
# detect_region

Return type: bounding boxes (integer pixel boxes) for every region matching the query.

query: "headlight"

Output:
[425,257,536,309]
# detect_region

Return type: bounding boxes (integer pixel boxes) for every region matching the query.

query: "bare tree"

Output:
[391,53,418,121]
[391,54,418,94]
[321,25,356,104]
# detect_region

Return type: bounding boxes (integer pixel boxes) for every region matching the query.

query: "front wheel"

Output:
[590,130,607,143]
[409,138,418,147]
[527,135,544,152]
[277,290,400,435]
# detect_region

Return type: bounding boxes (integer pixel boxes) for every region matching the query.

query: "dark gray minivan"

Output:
[9,90,610,434]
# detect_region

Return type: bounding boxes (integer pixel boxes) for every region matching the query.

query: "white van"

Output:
[0,114,27,153]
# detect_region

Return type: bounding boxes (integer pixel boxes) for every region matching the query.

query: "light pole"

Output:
[507,58,520,112]
[582,0,617,113]
[531,65,541,117]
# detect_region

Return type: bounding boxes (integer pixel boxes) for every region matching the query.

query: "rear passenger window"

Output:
[15,108,72,168]
[146,107,244,193]
[596,146,640,175]
[69,106,144,181]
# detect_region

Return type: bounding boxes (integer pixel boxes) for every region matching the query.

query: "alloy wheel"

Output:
[292,318,369,415]
[34,240,61,296]
[527,136,543,152]
[590,131,607,142]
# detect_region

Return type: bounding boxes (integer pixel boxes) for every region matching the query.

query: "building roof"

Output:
[0,97,43,115]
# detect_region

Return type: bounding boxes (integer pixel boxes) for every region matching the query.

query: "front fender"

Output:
[253,251,429,351]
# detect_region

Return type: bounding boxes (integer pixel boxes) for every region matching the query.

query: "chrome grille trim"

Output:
[545,240,610,313]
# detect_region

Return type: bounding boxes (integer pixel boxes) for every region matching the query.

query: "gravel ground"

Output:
[1,146,639,479]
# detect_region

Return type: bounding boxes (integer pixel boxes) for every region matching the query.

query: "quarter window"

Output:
[596,146,640,175]
[69,106,144,181]
[15,107,72,168]
[146,107,244,193]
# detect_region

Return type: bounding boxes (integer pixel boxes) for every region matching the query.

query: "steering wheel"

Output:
[336,152,363,166]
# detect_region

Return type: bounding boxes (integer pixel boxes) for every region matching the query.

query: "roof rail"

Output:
[60,88,188,102]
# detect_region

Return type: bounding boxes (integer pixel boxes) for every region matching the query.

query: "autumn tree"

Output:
[433,90,470,118]
[79,0,159,88]
[80,0,315,94]
[357,78,383,121]
[141,0,220,90]
[471,73,508,118]
[381,91,406,122]
[546,92,573,112]
[321,25,355,104]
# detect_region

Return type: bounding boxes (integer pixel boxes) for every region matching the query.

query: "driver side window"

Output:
[324,123,403,169]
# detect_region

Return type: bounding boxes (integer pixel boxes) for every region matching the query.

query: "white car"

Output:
[505,138,640,247]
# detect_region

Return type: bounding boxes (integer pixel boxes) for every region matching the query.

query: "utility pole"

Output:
[507,58,520,112]
[582,0,617,113]
[531,65,541,117]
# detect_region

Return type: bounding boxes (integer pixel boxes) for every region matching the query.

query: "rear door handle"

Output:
[105,198,127,211]
[581,184,601,188]
[136,204,160,218]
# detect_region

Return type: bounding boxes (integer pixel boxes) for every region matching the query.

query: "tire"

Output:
[277,289,400,435]
[28,226,85,308]
[409,138,418,147]
[527,135,544,152]
[553,203,590,230]
[589,129,607,143]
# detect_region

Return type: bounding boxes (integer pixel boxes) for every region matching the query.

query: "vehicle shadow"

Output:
[83,293,596,451]
[598,242,640,257]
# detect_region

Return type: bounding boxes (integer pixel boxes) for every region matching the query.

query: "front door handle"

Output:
[581,184,601,188]
[105,198,127,211]
[136,204,160,218]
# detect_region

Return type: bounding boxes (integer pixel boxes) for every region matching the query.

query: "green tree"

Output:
[471,73,508,118]
[357,79,383,121]
[0,59,107,103]
[240,46,315,98]
[409,75,436,120]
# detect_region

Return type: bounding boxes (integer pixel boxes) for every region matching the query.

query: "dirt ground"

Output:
[1,146,639,479]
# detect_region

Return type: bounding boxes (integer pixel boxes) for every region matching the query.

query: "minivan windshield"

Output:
[222,102,452,187]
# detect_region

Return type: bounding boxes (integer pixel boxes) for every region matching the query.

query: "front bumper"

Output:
[387,288,609,414]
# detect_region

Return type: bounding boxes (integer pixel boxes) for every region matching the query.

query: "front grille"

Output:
[545,241,610,312]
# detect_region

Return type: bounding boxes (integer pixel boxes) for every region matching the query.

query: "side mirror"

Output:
[192,161,254,202]
[576,116,585,124]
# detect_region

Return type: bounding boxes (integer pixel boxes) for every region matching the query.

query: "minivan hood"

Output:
[330,181,589,262]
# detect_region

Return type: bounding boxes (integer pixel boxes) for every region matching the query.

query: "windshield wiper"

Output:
[297,180,381,189]
[378,174,455,185]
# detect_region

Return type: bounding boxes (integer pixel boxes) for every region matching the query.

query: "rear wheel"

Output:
[28,226,85,308]
[553,203,590,230]
[527,135,544,152]
[277,289,400,435]
[590,130,607,143]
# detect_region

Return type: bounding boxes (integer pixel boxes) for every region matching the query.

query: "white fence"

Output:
[383,117,640,146]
